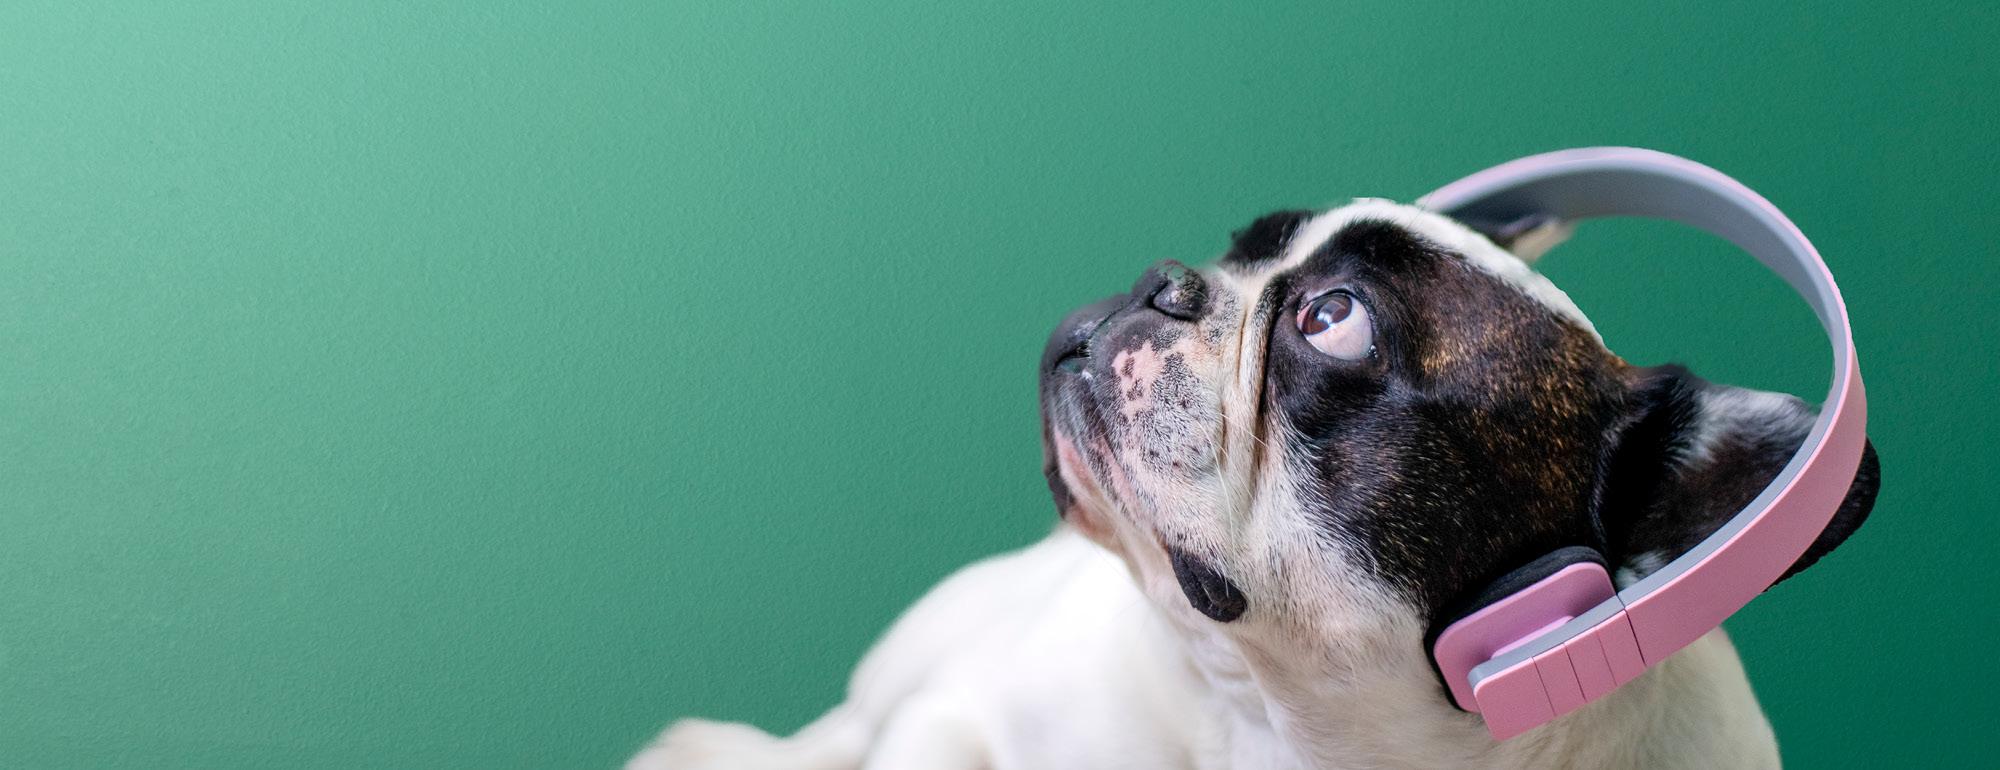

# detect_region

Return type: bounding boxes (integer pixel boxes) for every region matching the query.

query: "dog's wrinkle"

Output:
[1245,282,1287,492]
[1222,278,1281,524]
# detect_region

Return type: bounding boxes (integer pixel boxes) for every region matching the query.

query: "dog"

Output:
[631,199,1879,769]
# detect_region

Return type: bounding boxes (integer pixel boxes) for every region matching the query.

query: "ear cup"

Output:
[1425,546,1608,710]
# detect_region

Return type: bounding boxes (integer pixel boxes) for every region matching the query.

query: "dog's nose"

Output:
[1133,260,1208,321]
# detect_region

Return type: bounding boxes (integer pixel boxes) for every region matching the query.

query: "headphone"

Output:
[1414,148,1868,740]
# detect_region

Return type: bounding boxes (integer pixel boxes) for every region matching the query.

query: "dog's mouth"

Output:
[1039,298,1127,520]
[1168,544,1247,622]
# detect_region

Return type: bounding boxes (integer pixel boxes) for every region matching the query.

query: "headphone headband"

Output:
[1418,148,1868,739]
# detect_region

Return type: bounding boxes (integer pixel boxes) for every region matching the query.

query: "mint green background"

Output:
[3,2,1994,767]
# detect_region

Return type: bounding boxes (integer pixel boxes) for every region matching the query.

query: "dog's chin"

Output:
[1046,429,1217,614]
[1043,432,1177,582]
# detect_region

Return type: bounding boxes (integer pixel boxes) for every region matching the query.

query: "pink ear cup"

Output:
[1432,562,1616,723]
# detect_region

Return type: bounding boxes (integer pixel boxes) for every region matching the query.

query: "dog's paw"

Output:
[625,718,791,770]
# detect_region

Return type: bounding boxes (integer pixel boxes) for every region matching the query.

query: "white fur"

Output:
[631,526,1776,770]
[1685,388,1810,469]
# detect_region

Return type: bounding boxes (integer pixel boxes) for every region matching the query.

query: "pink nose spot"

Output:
[1111,342,1168,421]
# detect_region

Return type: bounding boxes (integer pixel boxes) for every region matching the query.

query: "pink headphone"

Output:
[1417,148,1869,740]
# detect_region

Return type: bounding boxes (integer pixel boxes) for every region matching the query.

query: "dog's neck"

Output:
[1168,615,1775,769]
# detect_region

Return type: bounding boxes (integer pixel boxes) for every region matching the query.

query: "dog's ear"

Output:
[1597,365,1880,587]
[1458,213,1574,265]
[1224,209,1315,265]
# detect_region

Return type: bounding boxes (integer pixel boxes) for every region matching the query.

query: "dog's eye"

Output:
[1297,291,1372,360]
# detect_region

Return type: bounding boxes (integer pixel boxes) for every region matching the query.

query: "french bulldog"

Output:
[631,199,1878,769]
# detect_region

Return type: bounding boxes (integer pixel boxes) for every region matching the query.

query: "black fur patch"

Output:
[1222,210,1313,268]
[1265,219,1628,618]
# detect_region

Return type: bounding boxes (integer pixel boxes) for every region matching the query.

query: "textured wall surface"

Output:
[2,2,1994,767]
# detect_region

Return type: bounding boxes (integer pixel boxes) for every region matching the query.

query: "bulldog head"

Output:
[1037,200,1879,724]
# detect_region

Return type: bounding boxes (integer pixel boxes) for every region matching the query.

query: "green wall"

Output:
[3,2,1994,767]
